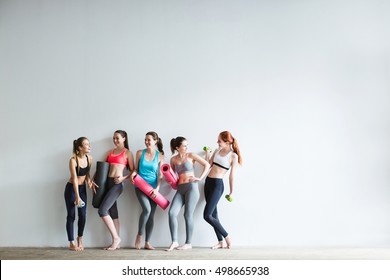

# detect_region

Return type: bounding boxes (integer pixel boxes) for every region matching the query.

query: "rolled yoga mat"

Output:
[161,163,178,190]
[133,174,170,210]
[92,161,110,208]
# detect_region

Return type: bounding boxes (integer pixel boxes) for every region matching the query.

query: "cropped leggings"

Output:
[64,183,87,241]
[135,188,157,242]
[203,177,228,241]
[169,182,200,244]
[98,177,123,219]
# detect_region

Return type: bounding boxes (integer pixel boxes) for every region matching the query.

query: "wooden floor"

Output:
[2,247,390,260]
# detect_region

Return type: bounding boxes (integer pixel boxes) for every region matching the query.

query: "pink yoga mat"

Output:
[133,174,170,210]
[161,164,178,190]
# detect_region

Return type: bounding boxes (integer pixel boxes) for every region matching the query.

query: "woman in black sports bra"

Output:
[64,137,95,251]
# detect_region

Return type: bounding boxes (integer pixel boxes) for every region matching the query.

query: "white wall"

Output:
[1,0,390,248]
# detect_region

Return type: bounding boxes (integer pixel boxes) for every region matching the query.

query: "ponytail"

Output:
[72,140,79,156]
[170,138,176,154]
[73,140,80,175]
[157,137,164,155]
[219,131,242,165]
[231,137,242,165]
[170,136,186,154]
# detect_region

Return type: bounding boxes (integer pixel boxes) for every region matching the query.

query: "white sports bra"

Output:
[212,149,232,170]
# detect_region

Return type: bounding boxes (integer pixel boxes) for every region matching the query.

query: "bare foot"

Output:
[211,241,224,249]
[135,234,142,250]
[105,237,121,251]
[145,242,155,250]
[177,243,192,250]
[225,236,231,249]
[165,242,179,252]
[69,241,81,251]
[104,245,120,250]
[77,237,84,251]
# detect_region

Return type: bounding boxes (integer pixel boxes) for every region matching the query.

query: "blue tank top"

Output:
[138,149,159,188]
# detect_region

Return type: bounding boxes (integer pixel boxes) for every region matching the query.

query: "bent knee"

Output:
[98,208,108,217]
[169,210,178,220]
[203,213,213,222]
[142,208,152,216]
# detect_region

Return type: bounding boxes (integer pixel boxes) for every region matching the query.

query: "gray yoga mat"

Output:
[92,161,110,208]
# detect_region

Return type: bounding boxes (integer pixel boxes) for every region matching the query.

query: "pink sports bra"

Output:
[107,149,128,166]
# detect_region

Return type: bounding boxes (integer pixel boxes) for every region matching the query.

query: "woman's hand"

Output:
[149,189,158,199]
[90,180,99,194]
[130,172,137,183]
[188,176,200,182]
[74,196,81,206]
[114,175,125,184]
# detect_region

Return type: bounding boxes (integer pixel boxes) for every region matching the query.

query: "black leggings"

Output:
[64,183,87,241]
[203,177,228,241]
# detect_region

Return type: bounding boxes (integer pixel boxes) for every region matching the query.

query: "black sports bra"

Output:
[75,155,90,176]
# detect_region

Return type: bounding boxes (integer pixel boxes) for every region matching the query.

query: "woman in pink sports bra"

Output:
[204,131,242,249]
[97,130,134,250]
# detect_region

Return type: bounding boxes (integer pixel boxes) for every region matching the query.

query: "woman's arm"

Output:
[126,150,135,174]
[86,155,99,193]
[205,149,216,164]
[170,157,176,173]
[228,153,239,196]
[155,153,164,191]
[69,158,81,205]
[130,150,141,182]
[86,155,93,185]
[190,153,211,181]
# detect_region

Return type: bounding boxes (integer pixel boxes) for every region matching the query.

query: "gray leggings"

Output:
[98,178,123,219]
[168,182,200,244]
[135,188,157,242]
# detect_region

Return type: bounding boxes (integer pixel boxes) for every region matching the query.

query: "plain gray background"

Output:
[1,0,390,248]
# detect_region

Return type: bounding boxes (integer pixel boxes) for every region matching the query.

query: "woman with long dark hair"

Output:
[97,130,134,250]
[130,131,165,250]
[166,136,210,251]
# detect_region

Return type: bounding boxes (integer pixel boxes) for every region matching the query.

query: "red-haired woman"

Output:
[204,131,242,249]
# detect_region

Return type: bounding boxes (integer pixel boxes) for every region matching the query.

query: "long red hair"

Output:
[219,131,242,165]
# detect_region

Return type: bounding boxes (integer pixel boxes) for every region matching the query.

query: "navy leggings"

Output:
[98,178,123,219]
[203,177,228,241]
[64,183,87,241]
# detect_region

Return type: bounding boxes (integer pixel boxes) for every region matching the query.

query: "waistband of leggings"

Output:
[206,176,223,182]
[178,182,198,188]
